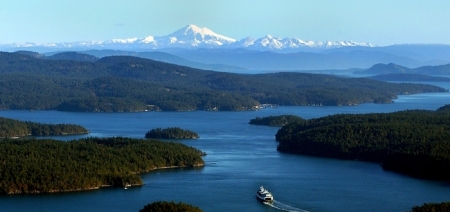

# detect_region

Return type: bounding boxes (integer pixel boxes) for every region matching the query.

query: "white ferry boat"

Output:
[256,186,274,202]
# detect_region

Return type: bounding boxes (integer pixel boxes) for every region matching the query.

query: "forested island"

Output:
[275,104,450,180]
[140,201,203,212]
[145,127,199,139]
[355,62,450,76]
[0,52,447,112]
[0,137,204,194]
[0,117,89,138]
[249,115,305,127]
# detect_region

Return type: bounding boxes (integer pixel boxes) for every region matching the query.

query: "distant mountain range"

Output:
[15,47,450,72]
[162,48,428,71]
[1,24,373,52]
[3,24,450,71]
[356,63,450,75]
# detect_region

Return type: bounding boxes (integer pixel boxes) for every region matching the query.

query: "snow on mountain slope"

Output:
[236,35,372,50]
[0,24,373,51]
[155,24,236,48]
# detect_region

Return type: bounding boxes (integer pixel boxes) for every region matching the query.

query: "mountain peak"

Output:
[0,24,373,51]
[168,24,236,43]
[184,24,204,33]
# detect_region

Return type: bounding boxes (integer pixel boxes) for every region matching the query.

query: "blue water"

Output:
[0,91,450,212]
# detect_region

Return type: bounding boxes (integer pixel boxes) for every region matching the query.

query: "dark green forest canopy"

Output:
[139,201,203,212]
[0,52,447,112]
[275,106,450,180]
[437,104,450,112]
[145,127,199,139]
[0,117,88,137]
[0,137,205,194]
[410,201,450,212]
[249,115,306,127]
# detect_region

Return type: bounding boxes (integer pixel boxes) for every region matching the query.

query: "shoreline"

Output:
[0,132,90,139]
[2,163,205,195]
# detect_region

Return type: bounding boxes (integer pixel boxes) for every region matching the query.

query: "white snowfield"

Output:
[2,24,373,50]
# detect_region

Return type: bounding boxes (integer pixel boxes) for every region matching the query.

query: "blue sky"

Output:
[1,0,449,46]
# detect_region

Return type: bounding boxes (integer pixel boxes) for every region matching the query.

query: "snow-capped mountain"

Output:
[0,24,373,51]
[230,35,373,50]
[157,24,236,47]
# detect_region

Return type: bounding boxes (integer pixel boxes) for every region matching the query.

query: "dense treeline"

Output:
[0,74,258,112]
[437,104,450,112]
[0,117,88,137]
[0,137,204,194]
[410,202,450,212]
[145,127,199,139]
[249,115,305,127]
[0,52,447,111]
[140,201,203,212]
[276,105,450,180]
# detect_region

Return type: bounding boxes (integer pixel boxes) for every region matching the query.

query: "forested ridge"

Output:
[145,127,199,139]
[249,115,305,127]
[0,137,204,194]
[0,51,447,112]
[0,117,88,137]
[275,104,450,180]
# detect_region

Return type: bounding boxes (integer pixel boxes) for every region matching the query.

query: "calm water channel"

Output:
[0,87,450,212]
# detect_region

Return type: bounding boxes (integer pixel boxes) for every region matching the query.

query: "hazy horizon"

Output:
[1,0,450,46]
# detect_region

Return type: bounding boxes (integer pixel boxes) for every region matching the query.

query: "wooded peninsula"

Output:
[0,51,447,112]
[0,137,205,194]
[275,104,450,180]
[0,117,89,138]
[249,115,306,127]
[145,127,199,139]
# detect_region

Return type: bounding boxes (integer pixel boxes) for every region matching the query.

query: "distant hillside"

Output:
[47,52,99,62]
[165,49,424,70]
[14,50,99,62]
[5,42,450,70]
[41,50,242,71]
[14,50,45,58]
[414,64,450,75]
[356,63,410,75]
[323,44,450,64]
[369,73,450,82]
[80,49,246,72]
[355,63,450,75]
[0,52,446,112]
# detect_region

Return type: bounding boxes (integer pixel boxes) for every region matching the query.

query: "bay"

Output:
[0,91,450,212]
